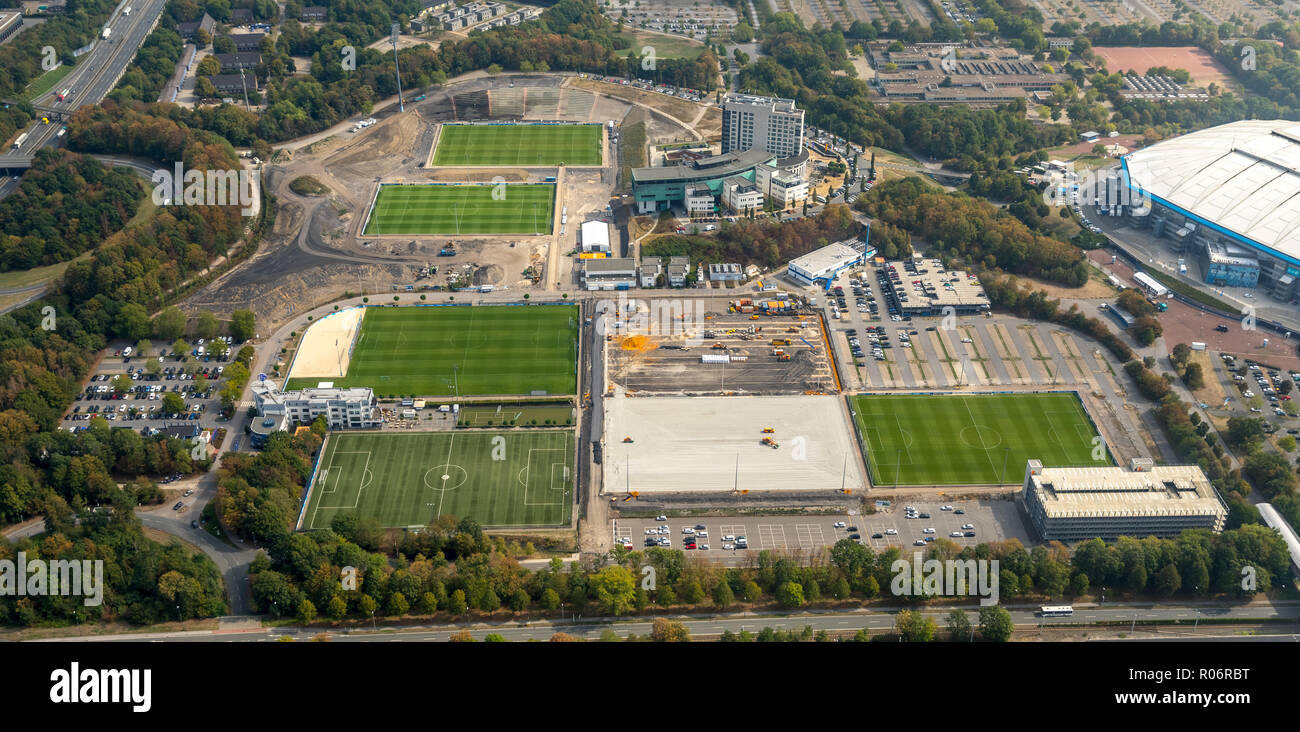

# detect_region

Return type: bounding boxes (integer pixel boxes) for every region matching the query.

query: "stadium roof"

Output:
[1122,120,1300,264]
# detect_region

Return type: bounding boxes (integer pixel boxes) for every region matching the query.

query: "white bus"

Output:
[1039,605,1073,617]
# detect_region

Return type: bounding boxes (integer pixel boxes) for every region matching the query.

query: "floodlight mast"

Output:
[392,23,405,113]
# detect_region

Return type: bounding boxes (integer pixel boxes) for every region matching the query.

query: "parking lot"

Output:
[818,262,1127,394]
[613,500,1033,560]
[859,499,1032,551]
[61,340,237,446]
[613,514,858,561]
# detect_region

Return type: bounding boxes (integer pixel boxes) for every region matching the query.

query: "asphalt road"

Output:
[0,0,165,169]
[43,600,1300,642]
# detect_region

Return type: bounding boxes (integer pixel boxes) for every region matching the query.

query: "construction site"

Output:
[604,295,839,394]
[602,394,866,495]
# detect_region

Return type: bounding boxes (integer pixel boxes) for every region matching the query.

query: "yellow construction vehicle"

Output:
[711,342,726,350]
[761,427,775,434]
[622,436,634,443]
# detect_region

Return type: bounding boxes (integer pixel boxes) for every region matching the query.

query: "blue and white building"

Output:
[1121,120,1300,302]
[785,240,867,286]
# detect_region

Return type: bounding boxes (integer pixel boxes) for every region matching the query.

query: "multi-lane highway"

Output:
[0,0,165,177]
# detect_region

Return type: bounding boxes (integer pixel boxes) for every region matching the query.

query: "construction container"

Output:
[701,354,729,364]
[728,355,748,362]
[740,305,755,313]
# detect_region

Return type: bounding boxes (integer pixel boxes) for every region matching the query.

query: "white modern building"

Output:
[580,220,611,254]
[755,162,809,208]
[785,240,866,285]
[722,176,764,214]
[252,382,381,429]
[1021,459,1228,541]
[721,94,805,158]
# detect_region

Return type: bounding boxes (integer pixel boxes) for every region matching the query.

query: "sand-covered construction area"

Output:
[603,395,866,493]
[288,306,366,379]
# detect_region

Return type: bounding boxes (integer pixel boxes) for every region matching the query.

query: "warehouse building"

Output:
[1021,459,1228,541]
[709,263,743,282]
[1121,120,1300,302]
[581,258,637,290]
[0,12,22,43]
[886,258,990,315]
[785,240,867,286]
[251,382,381,429]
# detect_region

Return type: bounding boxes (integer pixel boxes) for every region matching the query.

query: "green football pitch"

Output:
[850,392,1106,486]
[432,124,603,166]
[286,305,578,397]
[301,430,573,529]
[362,184,555,235]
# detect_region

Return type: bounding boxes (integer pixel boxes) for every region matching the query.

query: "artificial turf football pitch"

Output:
[362,183,555,235]
[850,392,1106,486]
[301,430,573,529]
[286,305,578,397]
[431,123,604,166]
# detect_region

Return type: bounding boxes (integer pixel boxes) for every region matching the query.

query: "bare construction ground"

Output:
[605,305,836,394]
[603,395,866,493]
[183,73,641,327]
[287,306,365,379]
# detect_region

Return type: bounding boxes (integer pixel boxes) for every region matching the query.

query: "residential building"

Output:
[214,52,261,71]
[209,73,257,95]
[225,32,266,52]
[1022,459,1228,541]
[176,12,216,40]
[721,94,805,158]
[666,256,689,287]
[639,261,662,288]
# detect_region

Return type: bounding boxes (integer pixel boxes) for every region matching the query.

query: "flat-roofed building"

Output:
[709,263,743,281]
[721,175,763,214]
[666,256,689,287]
[785,240,866,285]
[582,257,636,290]
[755,162,808,208]
[215,52,261,71]
[886,257,990,315]
[639,260,662,288]
[684,185,714,215]
[0,12,22,43]
[631,149,776,214]
[721,94,805,158]
[252,382,381,429]
[1022,459,1228,541]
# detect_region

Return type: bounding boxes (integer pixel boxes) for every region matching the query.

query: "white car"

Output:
[885,529,898,535]
[644,528,655,535]
[834,521,846,528]
[658,538,671,546]
[723,543,735,550]
[721,534,736,542]
[951,532,964,538]
[699,544,709,551]
[655,515,667,521]
[923,527,936,534]
[682,527,695,534]
[941,505,953,511]
[962,524,974,530]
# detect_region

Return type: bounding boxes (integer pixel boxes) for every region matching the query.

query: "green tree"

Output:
[945,609,972,640]
[154,306,187,341]
[418,592,438,614]
[111,374,133,394]
[650,617,691,642]
[298,598,316,624]
[229,310,256,342]
[896,609,936,642]
[448,589,468,615]
[1154,564,1182,596]
[592,565,637,615]
[196,311,221,340]
[541,588,561,610]
[146,358,162,376]
[775,581,805,608]
[162,392,186,415]
[682,579,705,605]
[978,605,1014,642]
[742,581,762,603]
[712,580,734,608]
[358,594,377,618]
[387,591,409,616]
[327,595,347,620]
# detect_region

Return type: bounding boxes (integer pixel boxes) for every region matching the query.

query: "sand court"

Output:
[288,307,367,380]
